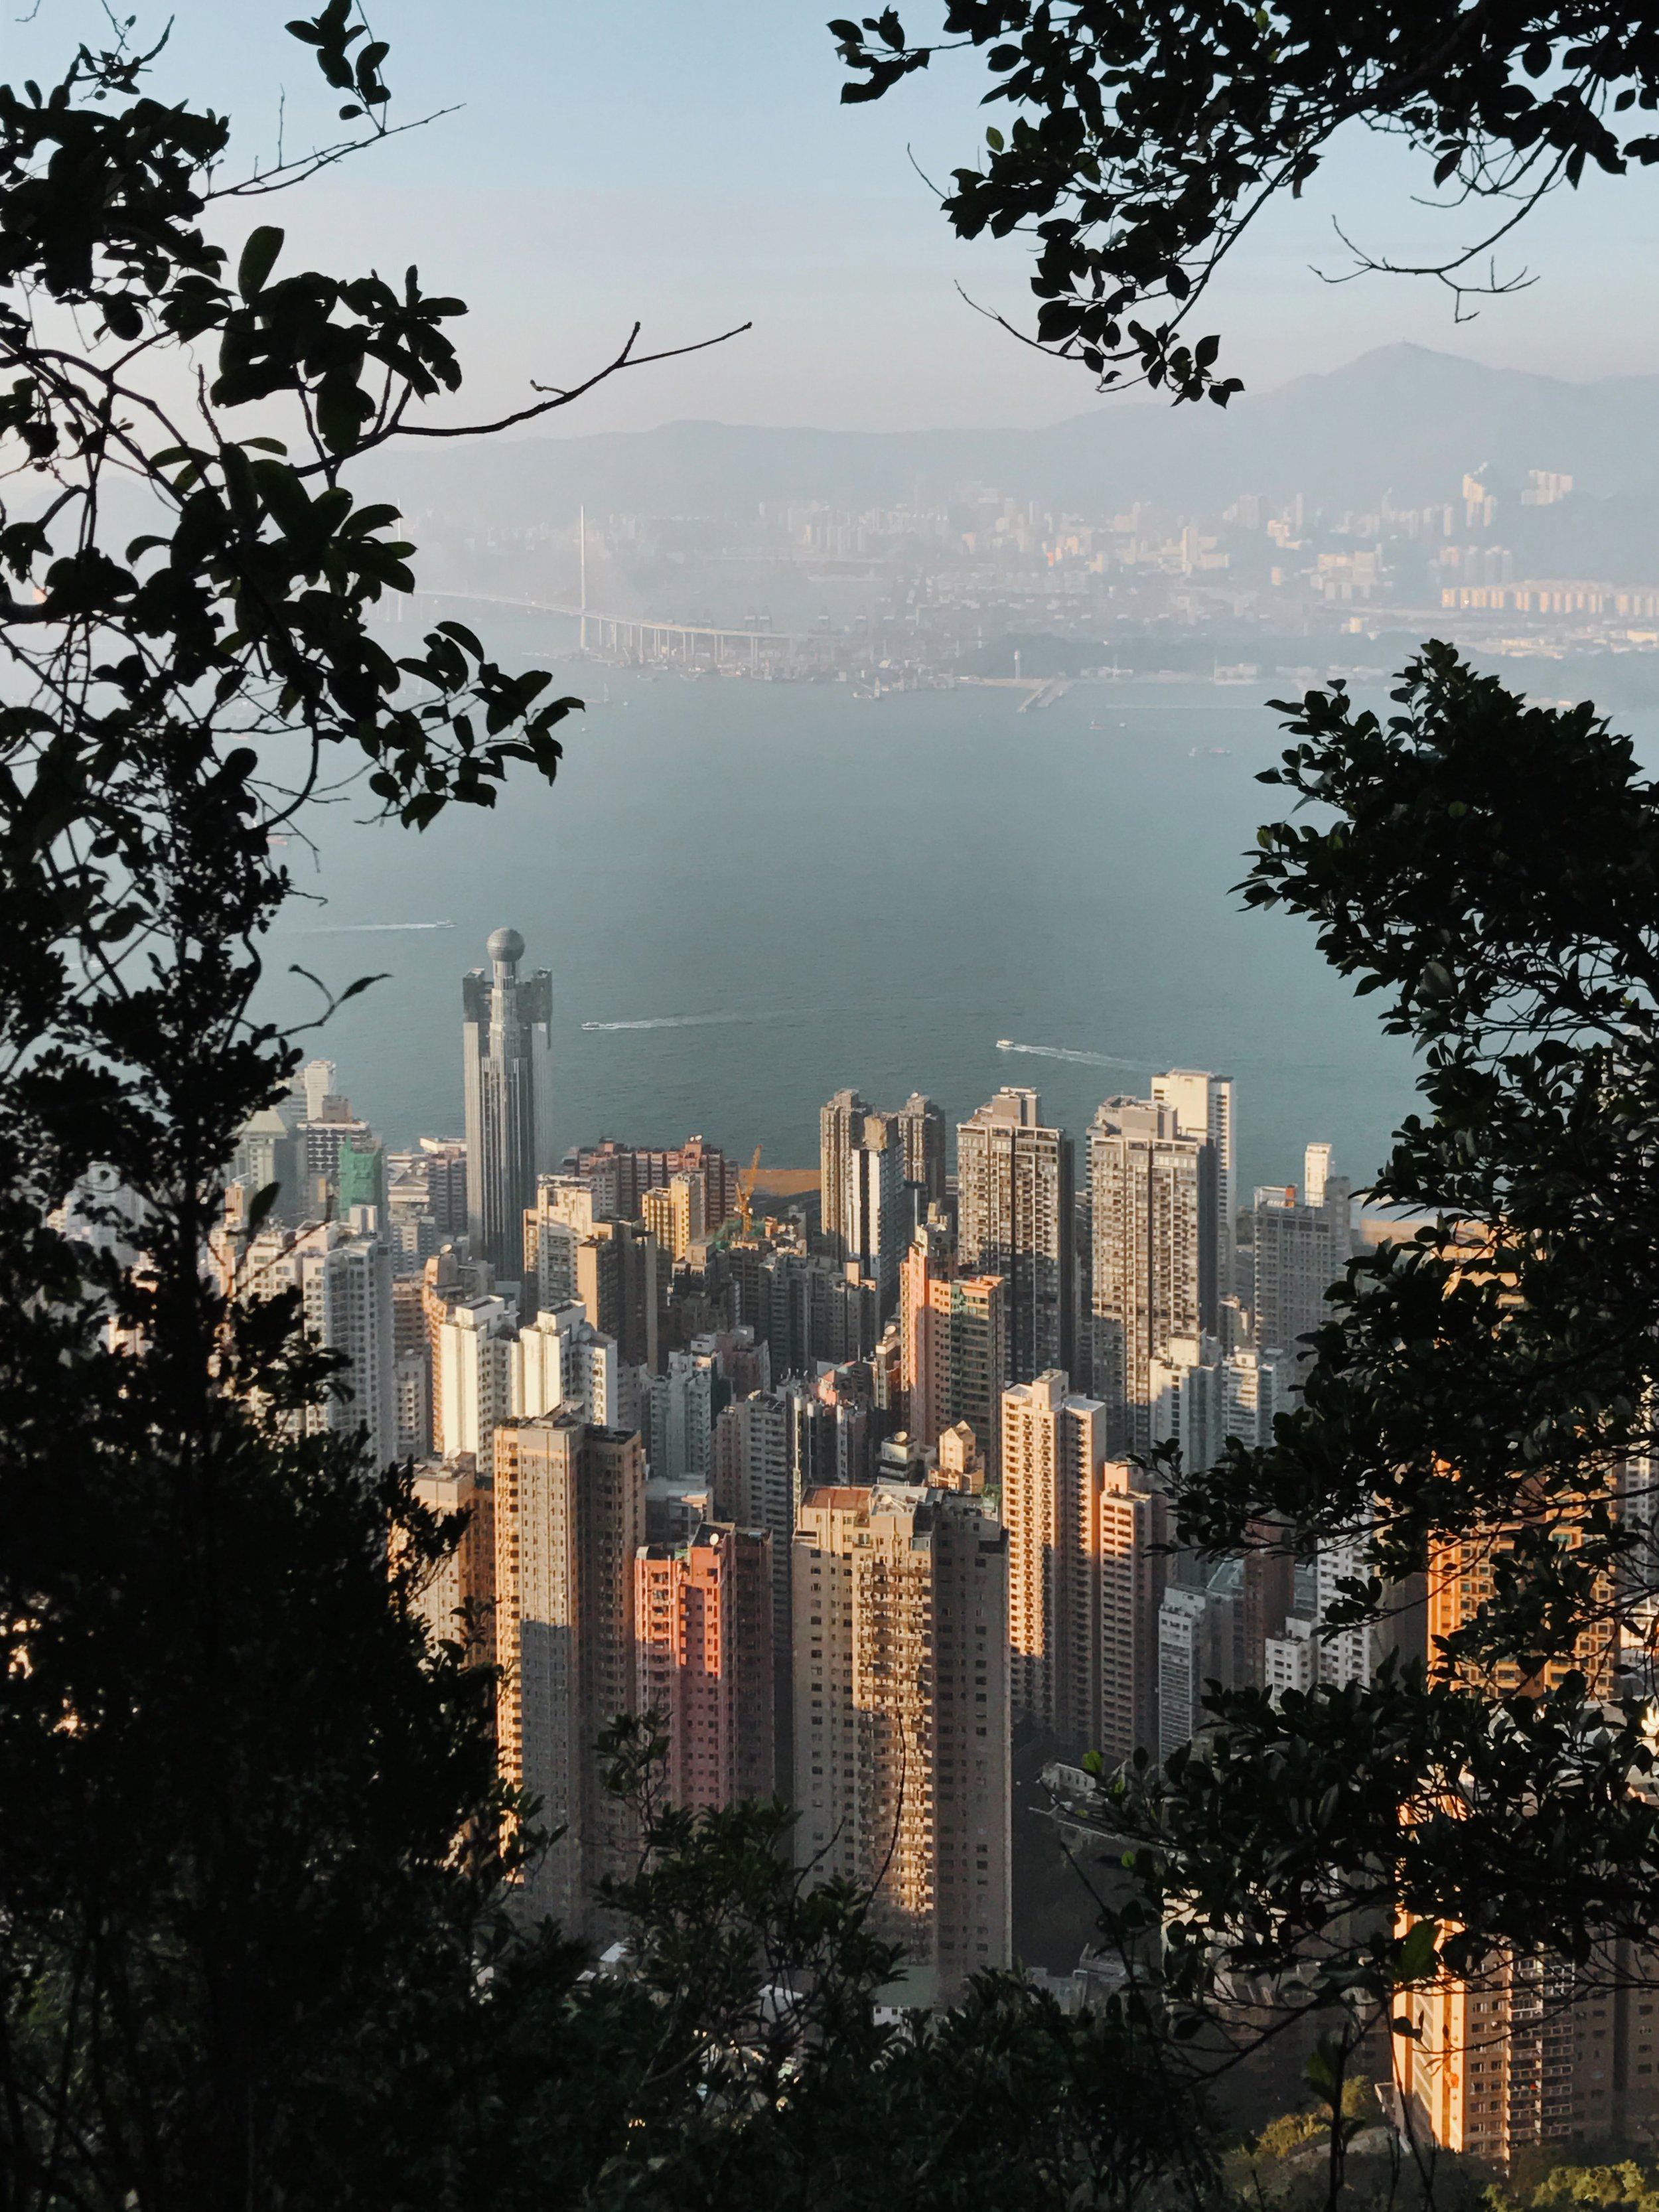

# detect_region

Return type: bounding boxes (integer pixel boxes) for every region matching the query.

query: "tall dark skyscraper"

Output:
[462,927,554,1288]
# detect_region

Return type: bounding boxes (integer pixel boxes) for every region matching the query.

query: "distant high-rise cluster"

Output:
[225,934,1384,2008]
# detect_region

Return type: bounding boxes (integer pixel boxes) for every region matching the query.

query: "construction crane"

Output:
[736,1144,762,1238]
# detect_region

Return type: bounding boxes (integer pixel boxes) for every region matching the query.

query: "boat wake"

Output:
[996,1039,1151,1072]
[283,920,456,936]
[583,1010,786,1033]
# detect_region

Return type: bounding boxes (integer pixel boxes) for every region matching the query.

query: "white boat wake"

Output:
[283,921,456,936]
[996,1039,1151,1072]
[583,1010,786,1033]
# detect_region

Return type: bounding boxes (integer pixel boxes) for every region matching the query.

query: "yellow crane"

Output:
[736,1143,762,1238]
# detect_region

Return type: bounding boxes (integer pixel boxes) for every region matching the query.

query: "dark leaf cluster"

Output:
[830,1,1659,397]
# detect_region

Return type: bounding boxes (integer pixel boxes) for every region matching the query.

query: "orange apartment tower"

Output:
[999,1370,1171,1761]
[634,1521,774,1810]
[792,1480,1011,2006]
[1401,1471,1650,2160]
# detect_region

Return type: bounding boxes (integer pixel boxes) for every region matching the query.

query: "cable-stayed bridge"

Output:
[411,589,803,668]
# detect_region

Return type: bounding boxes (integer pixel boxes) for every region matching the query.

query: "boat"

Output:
[996,1039,1013,1051]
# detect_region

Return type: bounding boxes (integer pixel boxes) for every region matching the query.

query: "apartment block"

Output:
[793,1481,1011,2006]
[1404,1945,1659,2161]
[956,1087,1074,1387]
[408,1452,496,1662]
[634,1521,774,1809]
[1088,1096,1215,1461]
[238,1218,396,1469]
[899,1218,1007,1481]
[436,1295,518,1477]
[1251,1155,1352,1366]
[493,1414,645,1932]
[1001,1372,1169,1760]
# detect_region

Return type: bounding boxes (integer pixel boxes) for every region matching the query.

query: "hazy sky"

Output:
[18,1,1659,430]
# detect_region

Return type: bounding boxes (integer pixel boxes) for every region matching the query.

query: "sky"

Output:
[15,1,1659,430]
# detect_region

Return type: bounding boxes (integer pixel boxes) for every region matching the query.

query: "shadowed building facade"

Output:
[493,1413,644,1933]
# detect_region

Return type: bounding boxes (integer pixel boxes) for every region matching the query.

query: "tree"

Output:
[830,0,1659,400]
[0,10,743,2207]
[1099,649,1659,2025]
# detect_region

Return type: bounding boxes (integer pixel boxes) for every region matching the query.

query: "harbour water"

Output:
[266,621,1424,1197]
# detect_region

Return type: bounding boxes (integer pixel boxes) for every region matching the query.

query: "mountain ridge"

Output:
[369,344,1659,528]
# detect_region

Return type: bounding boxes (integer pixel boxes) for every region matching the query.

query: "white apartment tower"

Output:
[1088,1096,1216,1459]
[462,927,555,1290]
[956,1088,1074,1387]
[437,1294,519,1477]
[514,1302,622,1427]
[1153,1067,1235,1302]
[240,1218,396,1470]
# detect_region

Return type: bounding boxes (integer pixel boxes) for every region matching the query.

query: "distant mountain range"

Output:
[374,345,1659,532]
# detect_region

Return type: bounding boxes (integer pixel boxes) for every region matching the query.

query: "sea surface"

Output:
[264,611,1441,1199]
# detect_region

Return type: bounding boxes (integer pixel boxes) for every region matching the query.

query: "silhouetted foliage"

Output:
[831,1,1659,398]
[1078,652,1659,2133]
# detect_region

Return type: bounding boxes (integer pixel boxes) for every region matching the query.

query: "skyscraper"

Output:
[1088,1096,1215,1458]
[713,1394,794,1635]
[793,1480,1011,2006]
[634,1522,774,1810]
[493,1414,645,1931]
[818,1088,869,1264]
[641,1170,704,1263]
[844,1110,905,1319]
[956,1088,1074,1387]
[898,1092,947,1214]
[514,1302,623,1427]
[1001,1372,1108,1739]
[899,1220,1007,1481]
[462,928,555,1288]
[1152,1067,1235,1301]
[575,1218,660,1373]
[408,1453,496,1661]
[647,1347,720,1484]
[523,1175,606,1319]
[1251,1155,1352,1366]
[999,1370,1169,1758]
[239,1218,396,1469]
[436,1294,518,1477]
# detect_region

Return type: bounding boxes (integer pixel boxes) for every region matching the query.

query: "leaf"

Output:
[1397,1918,1439,1982]
[238,226,285,303]
[245,1180,283,1236]
[434,619,484,659]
